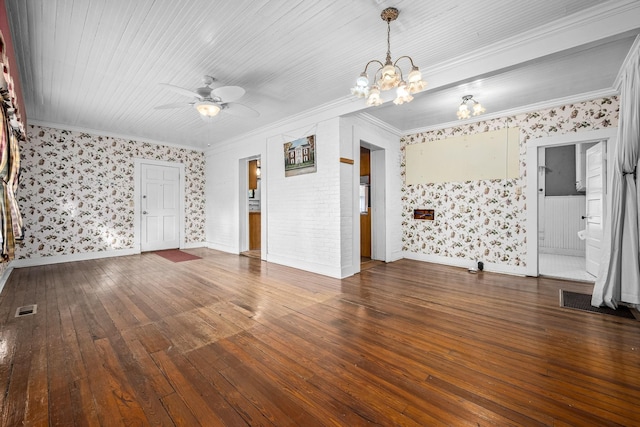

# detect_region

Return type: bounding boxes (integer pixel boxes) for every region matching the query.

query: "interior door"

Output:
[141,163,180,251]
[537,148,546,245]
[585,142,606,276]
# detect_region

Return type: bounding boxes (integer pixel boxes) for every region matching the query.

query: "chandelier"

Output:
[456,95,486,120]
[350,7,426,106]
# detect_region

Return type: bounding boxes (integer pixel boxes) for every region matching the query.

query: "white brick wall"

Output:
[266,119,342,275]
[205,113,401,279]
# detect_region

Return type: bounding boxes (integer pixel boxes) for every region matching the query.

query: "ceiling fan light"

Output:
[195,101,221,117]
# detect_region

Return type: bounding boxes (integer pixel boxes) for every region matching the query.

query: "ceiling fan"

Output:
[155,75,259,119]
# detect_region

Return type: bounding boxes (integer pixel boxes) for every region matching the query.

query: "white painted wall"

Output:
[340,115,403,277]
[206,117,345,277]
[265,119,342,277]
[205,109,403,279]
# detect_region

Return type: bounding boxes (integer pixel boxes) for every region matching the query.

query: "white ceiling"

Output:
[5,0,640,150]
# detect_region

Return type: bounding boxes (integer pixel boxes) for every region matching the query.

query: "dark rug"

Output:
[153,249,201,263]
[560,290,636,319]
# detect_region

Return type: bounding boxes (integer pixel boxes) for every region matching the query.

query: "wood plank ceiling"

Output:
[4,0,640,149]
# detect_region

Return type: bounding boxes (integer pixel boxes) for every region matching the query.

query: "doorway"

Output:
[360,147,372,261]
[359,142,386,270]
[526,128,615,281]
[241,157,262,259]
[537,144,591,281]
[134,159,185,252]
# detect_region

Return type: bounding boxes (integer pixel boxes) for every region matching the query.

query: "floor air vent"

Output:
[15,304,37,317]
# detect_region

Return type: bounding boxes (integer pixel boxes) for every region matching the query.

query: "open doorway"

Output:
[537,144,595,281]
[240,157,261,259]
[360,147,372,261]
[359,142,386,271]
[528,129,614,282]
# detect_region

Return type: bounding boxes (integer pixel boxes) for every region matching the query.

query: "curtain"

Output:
[592,39,640,309]
[0,88,23,261]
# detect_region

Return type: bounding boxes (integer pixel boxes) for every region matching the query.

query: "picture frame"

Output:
[283,135,316,177]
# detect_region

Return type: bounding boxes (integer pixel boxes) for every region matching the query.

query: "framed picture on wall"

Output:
[283,135,316,177]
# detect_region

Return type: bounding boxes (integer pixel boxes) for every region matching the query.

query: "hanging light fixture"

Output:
[351,7,426,106]
[456,95,486,120]
[195,100,221,117]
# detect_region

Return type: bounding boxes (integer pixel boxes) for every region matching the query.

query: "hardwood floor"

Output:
[0,249,639,426]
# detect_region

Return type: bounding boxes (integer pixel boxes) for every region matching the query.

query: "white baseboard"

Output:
[182,241,207,249]
[11,248,140,269]
[402,251,528,277]
[205,241,239,254]
[388,250,404,263]
[266,254,342,279]
[539,247,585,257]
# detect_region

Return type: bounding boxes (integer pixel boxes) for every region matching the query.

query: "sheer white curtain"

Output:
[592,37,640,309]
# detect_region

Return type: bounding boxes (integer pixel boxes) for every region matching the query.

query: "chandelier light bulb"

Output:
[457,104,471,120]
[378,64,399,90]
[366,86,383,107]
[393,81,413,105]
[407,67,426,94]
[351,72,370,98]
[473,102,486,116]
[356,72,369,87]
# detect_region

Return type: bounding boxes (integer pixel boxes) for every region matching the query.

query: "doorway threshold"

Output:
[240,250,261,259]
[361,257,384,272]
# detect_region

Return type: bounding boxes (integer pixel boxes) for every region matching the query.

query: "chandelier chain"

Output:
[386,20,392,64]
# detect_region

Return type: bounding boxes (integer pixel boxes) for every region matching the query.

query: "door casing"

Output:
[525,128,616,276]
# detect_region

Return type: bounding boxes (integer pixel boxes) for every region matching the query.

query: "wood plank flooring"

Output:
[0,248,639,426]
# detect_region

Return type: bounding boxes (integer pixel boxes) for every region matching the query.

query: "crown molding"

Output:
[27,120,204,152]
[352,112,402,137]
[403,88,618,136]
[206,95,364,153]
[426,0,640,79]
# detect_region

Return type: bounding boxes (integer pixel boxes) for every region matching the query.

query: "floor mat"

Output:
[560,290,637,319]
[153,249,202,263]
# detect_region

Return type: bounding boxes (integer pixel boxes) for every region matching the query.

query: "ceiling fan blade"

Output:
[223,102,259,118]
[154,101,192,110]
[211,86,245,102]
[159,83,202,99]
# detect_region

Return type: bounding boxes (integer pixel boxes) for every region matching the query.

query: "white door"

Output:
[585,142,606,276]
[141,163,180,251]
[537,148,546,245]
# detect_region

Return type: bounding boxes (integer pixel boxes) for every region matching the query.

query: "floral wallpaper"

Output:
[16,125,206,259]
[401,97,619,267]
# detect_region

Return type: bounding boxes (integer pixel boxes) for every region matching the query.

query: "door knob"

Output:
[142,211,148,214]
